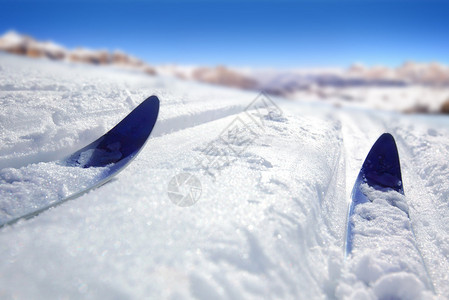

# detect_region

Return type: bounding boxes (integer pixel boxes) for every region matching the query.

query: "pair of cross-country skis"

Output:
[0,95,420,265]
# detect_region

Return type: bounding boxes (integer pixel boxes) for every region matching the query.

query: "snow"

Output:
[0,31,25,48]
[0,162,109,224]
[1,52,449,299]
[234,66,449,113]
[0,30,67,55]
[40,41,66,53]
[340,184,433,299]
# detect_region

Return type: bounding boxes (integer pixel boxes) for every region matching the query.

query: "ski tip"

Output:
[114,94,159,136]
[140,95,160,118]
[144,95,160,107]
[361,133,403,193]
[65,95,160,168]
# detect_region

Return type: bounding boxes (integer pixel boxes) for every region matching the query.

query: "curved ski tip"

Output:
[362,133,403,193]
[65,95,160,168]
[145,95,160,106]
[139,95,160,117]
[378,132,395,144]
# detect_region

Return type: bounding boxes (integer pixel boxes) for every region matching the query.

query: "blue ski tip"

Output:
[0,96,160,229]
[65,95,160,169]
[345,133,403,256]
[361,133,403,194]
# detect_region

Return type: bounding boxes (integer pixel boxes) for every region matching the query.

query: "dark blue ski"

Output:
[344,133,403,256]
[64,95,160,174]
[1,95,159,228]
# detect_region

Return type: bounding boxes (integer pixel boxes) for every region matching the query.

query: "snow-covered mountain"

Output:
[0,31,156,75]
[156,64,449,113]
[1,51,449,299]
[169,64,449,113]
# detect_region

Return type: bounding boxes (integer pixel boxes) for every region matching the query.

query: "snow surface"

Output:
[1,52,449,299]
[0,161,109,224]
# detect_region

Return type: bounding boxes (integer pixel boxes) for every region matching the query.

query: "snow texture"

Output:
[340,184,433,299]
[0,162,109,224]
[0,52,449,299]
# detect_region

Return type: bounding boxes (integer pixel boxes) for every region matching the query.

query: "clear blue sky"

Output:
[1,0,448,68]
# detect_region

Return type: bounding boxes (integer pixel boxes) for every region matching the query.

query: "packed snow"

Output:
[1,52,449,299]
[0,161,110,225]
[341,184,434,299]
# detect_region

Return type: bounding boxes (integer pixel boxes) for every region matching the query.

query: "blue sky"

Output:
[1,0,448,68]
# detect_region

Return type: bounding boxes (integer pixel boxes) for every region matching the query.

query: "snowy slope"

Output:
[1,52,449,299]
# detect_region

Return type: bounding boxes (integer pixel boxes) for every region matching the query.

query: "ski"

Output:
[0,95,160,228]
[344,133,403,256]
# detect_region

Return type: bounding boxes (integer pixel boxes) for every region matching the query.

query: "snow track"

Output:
[1,53,449,299]
[0,53,259,170]
[337,110,449,298]
[390,117,449,296]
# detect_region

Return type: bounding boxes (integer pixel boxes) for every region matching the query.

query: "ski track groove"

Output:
[337,110,440,296]
[378,116,436,293]
[0,103,247,170]
[338,110,387,257]
[152,104,245,138]
[387,119,449,296]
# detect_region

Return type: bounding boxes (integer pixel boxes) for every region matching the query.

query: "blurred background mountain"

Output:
[0,31,156,75]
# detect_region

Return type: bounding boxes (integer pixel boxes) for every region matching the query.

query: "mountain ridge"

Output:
[0,31,156,75]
